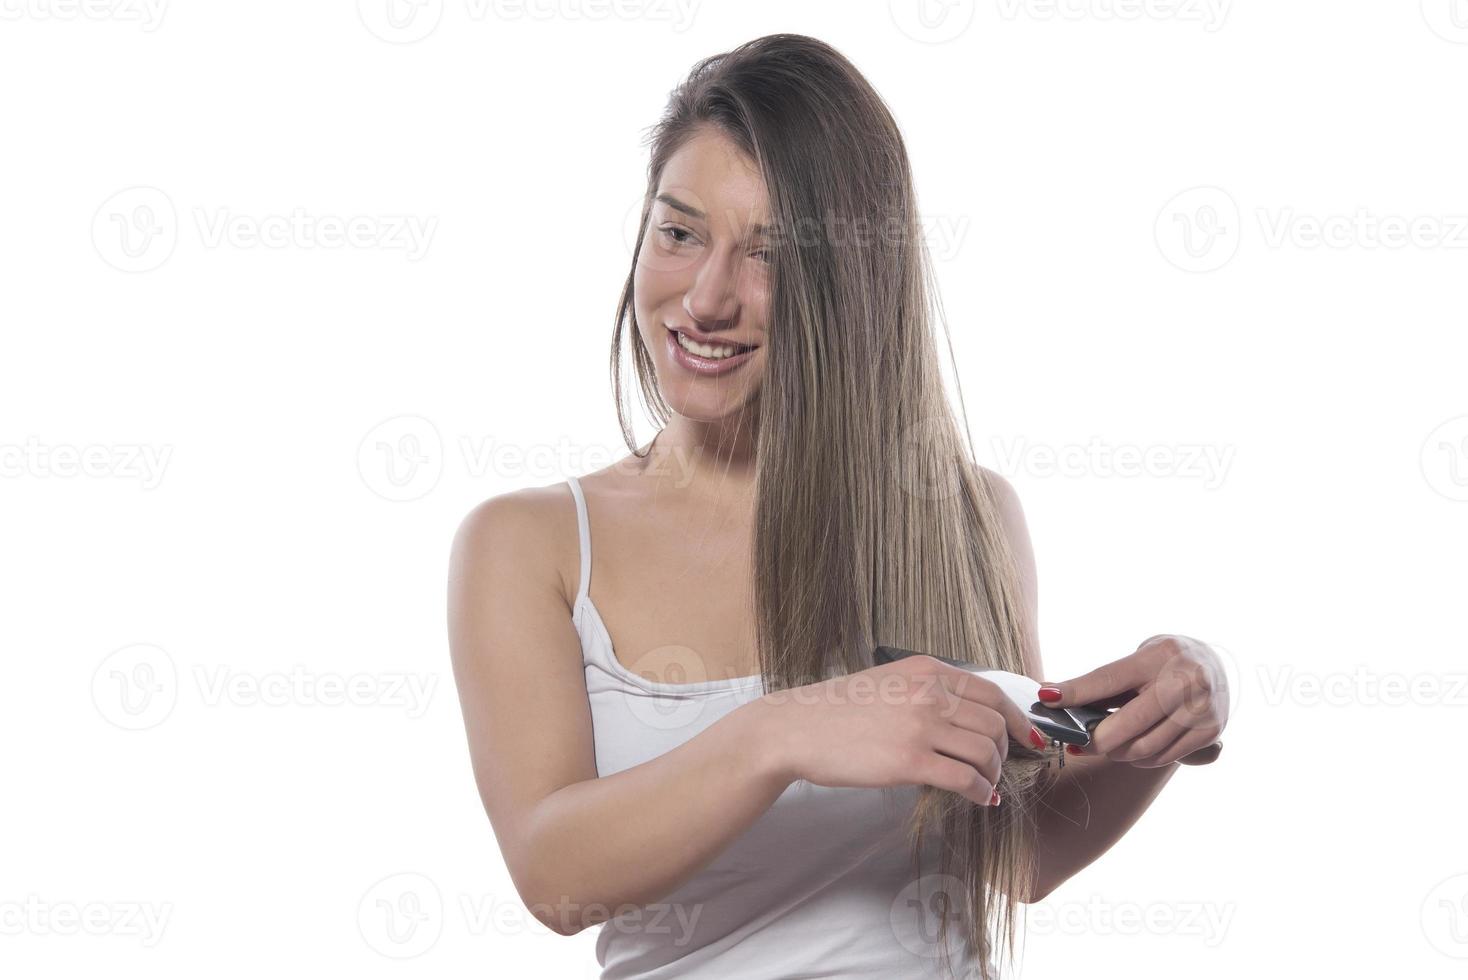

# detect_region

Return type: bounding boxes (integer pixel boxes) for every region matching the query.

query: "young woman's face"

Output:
[634,125,771,422]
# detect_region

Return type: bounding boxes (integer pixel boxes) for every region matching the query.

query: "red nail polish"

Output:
[1028,727,1046,749]
[1065,743,1083,756]
[989,789,1002,806]
[1038,687,1062,703]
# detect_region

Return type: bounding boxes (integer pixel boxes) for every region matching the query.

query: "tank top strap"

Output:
[564,476,592,607]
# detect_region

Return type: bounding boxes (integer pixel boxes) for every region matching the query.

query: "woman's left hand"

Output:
[1038,634,1228,768]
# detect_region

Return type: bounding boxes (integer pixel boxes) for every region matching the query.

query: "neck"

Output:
[644,409,759,496]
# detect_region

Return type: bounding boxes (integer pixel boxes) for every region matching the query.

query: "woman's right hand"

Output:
[756,655,1046,807]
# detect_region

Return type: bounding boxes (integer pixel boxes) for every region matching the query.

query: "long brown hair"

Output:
[611,33,1049,980]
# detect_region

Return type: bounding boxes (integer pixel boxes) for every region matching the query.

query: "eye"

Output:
[658,224,696,247]
[750,247,771,263]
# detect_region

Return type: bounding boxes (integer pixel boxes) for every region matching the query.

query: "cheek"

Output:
[633,266,690,350]
[631,267,657,339]
[743,267,771,315]
[633,253,667,311]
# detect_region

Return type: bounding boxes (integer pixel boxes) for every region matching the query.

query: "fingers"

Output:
[928,725,1002,790]
[1096,659,1225,761]
[1126,726,1219,768]
[914,751,999,808]
[1178,740,1223,766]
[1080,690,1141,712]
[1040,655,1150,707]
[1106,715,1190,763]
[932,697,1007,750]
[1086,694,1167,755]
[1146,652,1229,736]
[1083,714,1223,767]
[937,664,1045,751]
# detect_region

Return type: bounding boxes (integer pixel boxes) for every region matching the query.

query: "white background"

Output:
[3,1,1466,977]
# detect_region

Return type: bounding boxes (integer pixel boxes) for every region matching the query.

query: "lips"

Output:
[666,324,760,352]
[664,326,758,376]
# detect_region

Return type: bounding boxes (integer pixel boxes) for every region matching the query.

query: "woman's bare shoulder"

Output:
[450,445,648,600]
[450,481,581,609]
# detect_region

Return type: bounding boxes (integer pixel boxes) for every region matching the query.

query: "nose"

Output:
[682,251,743,325]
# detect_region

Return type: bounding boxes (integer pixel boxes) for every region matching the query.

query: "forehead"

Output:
[657,126,768,228]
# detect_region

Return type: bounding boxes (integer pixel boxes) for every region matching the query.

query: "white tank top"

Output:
[564,476,989,979]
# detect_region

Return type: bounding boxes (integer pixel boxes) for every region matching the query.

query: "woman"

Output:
[447,33,1229,980]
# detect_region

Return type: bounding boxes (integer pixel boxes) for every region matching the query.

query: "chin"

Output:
[662,385,759,421]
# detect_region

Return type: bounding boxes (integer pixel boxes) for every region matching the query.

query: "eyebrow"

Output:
[655,192,770,237]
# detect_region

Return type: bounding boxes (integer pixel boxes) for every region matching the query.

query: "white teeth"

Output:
[674,330,748,360]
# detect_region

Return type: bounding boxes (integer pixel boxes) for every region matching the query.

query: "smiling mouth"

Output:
[668,327,757,360]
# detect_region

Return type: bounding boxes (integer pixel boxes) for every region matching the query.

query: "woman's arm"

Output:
[1025,753,1180,901]
[979,468,1182,902]
[447,490,793,937]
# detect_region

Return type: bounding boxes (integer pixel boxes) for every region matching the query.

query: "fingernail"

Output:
[1038,687,1062,703]
[1065,743,1083,756]
[1028,727,1046,749]
[989,789,1002,806]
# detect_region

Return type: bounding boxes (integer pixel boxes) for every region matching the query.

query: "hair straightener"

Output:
[872,645,1222,767]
